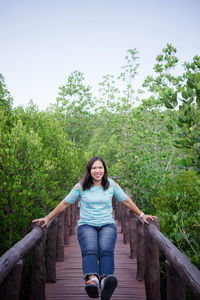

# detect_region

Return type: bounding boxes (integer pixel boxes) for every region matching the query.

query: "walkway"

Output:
[46,224,146,300]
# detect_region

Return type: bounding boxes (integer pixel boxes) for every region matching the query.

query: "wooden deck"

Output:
[46,224,146,300]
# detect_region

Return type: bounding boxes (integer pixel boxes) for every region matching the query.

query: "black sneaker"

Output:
[101,275,118,300]
[85,279,99,298]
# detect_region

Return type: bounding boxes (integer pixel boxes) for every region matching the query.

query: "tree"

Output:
[143,44,200,171]
[98,48,140,113]
[56,70,95,146]
[0,74,13,114]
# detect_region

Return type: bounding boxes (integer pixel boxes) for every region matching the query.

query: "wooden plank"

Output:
[46,223,146,300]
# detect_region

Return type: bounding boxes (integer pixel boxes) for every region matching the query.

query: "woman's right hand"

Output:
[32,216,49,228]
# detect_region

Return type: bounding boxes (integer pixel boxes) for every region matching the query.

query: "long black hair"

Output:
[82,156,110,191]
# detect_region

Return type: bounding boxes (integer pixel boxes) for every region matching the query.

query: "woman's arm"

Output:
[123,197,156,224]
[32,199,70,228]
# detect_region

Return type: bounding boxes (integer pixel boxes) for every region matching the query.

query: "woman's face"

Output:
[90,160,105,184]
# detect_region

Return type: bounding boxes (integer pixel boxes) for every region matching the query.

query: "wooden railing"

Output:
[0,203,79,300]
[113,199,200,300]
[1,197,200,300]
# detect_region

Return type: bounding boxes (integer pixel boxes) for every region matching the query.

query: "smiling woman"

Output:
[32,156,156,300]
[91,160,104,184]
[82,157,109,191]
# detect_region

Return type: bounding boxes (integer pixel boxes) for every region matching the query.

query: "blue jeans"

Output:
[77,223,117,279]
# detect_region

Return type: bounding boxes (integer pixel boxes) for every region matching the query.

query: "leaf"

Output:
[164,101,174,109]
[166,124,173,132]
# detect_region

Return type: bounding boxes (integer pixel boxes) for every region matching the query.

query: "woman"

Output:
[33,156,155,300]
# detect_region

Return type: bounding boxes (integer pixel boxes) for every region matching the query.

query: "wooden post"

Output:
[165,260,185,300]
[30,231,46,300]
[117,201,123,229]
[115,199,121,221]
[112,197,120,221]
[46,218,58,283]
[136,217,145,281]
[74,201,79,221]
[70,205,75,235]
[0,226,43,284]
[145,220,200,299]
[76,199,80,220]
[129,211,137,258]
[112,197,117,220]
[56,211,65,262]
[64,207,70,245]
[123,207,130,244]
[120,204,125,234]
[144,218,161,300]
[0,260,23,300]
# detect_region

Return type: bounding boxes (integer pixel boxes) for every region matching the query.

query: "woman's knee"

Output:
[99,249,114,258]
[99,224,117,251]
[82,248,99,257]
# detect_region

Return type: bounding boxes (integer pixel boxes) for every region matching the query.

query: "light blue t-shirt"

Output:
[65,178,128,226]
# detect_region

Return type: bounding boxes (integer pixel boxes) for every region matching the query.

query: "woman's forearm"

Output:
[46,199,70,221]
[123,197,156,224]
[123,197,143,216]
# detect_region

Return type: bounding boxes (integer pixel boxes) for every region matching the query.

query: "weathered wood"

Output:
[123,207,130,244]
[45,222,146,300]
[46,218,58,283]
[112,198,120,221]
[57,211,65,262]
[70,203,78,235]
[0,226,44,284]
[74,201,79,221]
[30,230,46,300]
[136,217,145,281]
[118,202,123,226]
[70,205,75,235]
[120,204,125,234]
[129,211,137,258]
[165,260,185,300]
[64,207,70,245]
[144,218,161,300]
[147,220,200,299]
[0,260,23,300]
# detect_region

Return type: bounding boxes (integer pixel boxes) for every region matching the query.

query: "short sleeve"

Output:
[65,183,81,204]
[110,179,128,202]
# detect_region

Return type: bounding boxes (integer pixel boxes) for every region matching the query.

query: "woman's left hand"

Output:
[141,215,157,224]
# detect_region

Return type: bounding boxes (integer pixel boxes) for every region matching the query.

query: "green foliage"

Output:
[0,74,13,115]
[0,74,14,132]
[0,101,84,254]
[143,43,180,99]
[0,45,199,280]
[56,70,94,113]
[153,170,200,267]
[56,70,96,146]
[97,48,140,113]
[143,44,200,172]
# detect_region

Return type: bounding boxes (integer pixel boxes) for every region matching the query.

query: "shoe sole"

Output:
[85,284,99,298]
[101,276,118,300]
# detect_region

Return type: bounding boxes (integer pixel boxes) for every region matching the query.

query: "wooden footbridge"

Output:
[45,222,145,300]
[0,200,200,300]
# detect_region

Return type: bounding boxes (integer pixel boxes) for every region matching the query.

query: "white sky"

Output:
[0,0,200,110]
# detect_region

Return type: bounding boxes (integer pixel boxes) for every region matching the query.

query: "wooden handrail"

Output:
[1,197,199,300]
[145,219,200,299]
[0,204,79,300]
[113,198,200,300]
[0,226,44,284]
[0,215,58,285]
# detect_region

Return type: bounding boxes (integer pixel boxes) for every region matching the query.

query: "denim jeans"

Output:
[77,223,117,279]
